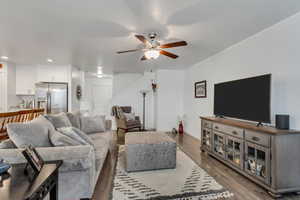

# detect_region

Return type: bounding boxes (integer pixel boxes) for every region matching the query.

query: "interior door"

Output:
[90,84,112,115]
[49,83,68,114]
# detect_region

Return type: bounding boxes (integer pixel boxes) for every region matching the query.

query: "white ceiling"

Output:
[1,0,300,73]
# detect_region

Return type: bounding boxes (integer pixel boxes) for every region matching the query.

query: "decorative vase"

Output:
[152,83,157,92]
[178,121,184,135]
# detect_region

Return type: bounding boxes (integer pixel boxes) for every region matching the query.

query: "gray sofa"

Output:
[0,117,113,200]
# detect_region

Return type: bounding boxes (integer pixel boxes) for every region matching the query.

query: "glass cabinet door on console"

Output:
[213,132,226,159]
[201,128,212,151]
[226,136,243,169]
[245,142,270,185]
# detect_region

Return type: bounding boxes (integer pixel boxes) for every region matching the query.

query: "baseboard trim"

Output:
[183,132,200,141]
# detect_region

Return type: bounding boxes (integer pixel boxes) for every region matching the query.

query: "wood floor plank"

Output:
[92,132,300,200]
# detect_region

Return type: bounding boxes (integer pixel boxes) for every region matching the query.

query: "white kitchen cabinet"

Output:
[16,65,37,95]
[36,65,70,83]
[16,65,71,95]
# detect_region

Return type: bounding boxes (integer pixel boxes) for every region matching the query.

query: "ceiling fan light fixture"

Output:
[97,66,103,74]
[1,56,9,60]
[144,49,159,59]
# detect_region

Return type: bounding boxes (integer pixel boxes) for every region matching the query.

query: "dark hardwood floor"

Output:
[92,133,300,200]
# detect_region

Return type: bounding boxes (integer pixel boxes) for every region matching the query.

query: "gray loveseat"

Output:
[0,114,113,200]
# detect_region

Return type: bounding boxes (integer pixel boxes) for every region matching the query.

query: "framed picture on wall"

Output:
[195,80,207,98]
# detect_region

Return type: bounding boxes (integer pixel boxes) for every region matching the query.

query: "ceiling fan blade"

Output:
[117,49,141,54]
[160,50,178,59]
[159,41,187,49]
[135,35,149,44]
[141,55,147,61]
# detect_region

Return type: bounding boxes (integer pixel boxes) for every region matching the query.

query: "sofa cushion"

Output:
[7,115,54,148]
[45,113,72,129]
[89,131,112,147]
[50,130,85,147]
[0,139,16,149]
[80,115,105,134]
[90,134,109,171]
[66,112,81,129]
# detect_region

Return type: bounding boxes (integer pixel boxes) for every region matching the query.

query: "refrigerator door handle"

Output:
[49,93,52,113]
[47,92,51,114]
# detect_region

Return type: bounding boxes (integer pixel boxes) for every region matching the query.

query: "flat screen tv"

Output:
[214,74,271,123]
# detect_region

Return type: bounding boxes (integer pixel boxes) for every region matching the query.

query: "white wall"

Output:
[113,73,143,96]
[156,70,184,131]
[112,72,154,129]
[112,70,184,131]
[16,65,37,95]
[6,62,18,110]
[0,62,18,111]
[183,12,300,138]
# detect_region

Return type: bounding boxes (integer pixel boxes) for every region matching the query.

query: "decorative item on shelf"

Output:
[172,128,178,135]
[178,121,184,135]
[22,146,44,182]
[0,64,3,69]
[0,159,11,187]
[151,81,157,92]
[248,159,256,174]
[177,115,186,134]
[195,80,207,98]
[76,85,82,100]
[0,172,9,188]
[0,159,11,175]
[150,70,157,92]
[276,114,290,130]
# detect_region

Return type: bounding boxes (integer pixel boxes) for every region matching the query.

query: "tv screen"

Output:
[214,74,271,123]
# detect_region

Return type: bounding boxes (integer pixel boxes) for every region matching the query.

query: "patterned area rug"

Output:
[111,145,234,200]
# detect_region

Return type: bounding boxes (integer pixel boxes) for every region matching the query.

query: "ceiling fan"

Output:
[117,33,187,60]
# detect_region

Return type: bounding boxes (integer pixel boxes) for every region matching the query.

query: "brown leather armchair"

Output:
[112,106,141,136]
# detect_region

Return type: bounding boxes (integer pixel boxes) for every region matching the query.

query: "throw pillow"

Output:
[80,115,106,134]
[57,127,89,145]
[66,112,81,129]
[7,115,54,148]
[123,113,135,121]
[45,113,72,129]
[49,130,83,147]
[0,139,17,149]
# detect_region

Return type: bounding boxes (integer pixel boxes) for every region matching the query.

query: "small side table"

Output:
[0,160,62,200]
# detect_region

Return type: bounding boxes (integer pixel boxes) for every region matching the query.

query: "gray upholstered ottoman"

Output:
[125,132,177,172]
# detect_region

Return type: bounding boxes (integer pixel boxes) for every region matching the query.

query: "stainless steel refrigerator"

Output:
[35,82,68,114]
